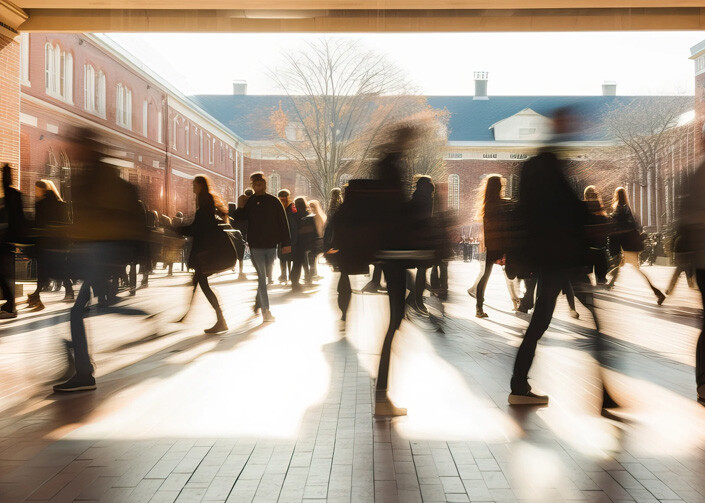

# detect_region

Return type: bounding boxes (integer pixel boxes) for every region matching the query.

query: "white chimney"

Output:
[602,81,617,96]
[232,80,247,95]
[473,71,489,100]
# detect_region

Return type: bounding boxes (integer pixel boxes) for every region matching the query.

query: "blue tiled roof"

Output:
[190,94,693,143]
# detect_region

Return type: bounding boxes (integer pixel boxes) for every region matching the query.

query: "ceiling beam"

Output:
[19,8,705,33]
[0,0,27,32]
[14,0,705,10]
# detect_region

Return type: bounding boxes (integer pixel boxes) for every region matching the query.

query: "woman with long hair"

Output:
[468,174,516,318]
[28,179,73,310]
[179,175,229,333]
[608,187,665,304]
[328,188,343,218]
[307,199,326,280]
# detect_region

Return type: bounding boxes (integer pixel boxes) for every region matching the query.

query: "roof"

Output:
[190,94,693,143]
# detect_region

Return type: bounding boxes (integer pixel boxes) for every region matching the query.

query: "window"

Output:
[697,54,705,75]
[157,111,163,143]
[142,100,148,137]
[20,33,29,86]
[84,65,104,116]
[270,172,281,195]
[84,64,95,112]
[208,137,215,164]
[185,124,189,155]
[446,152,463,159]
[519,127,536,136]
[199,131,203,162]
[115,83,132,129]
[507,173,519,200]
[448,174,460,211]
[171,115,178,148]
[45,42,73,103]
[295,174,310,197]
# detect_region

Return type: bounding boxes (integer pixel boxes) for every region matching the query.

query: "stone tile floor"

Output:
[0,260,703,502]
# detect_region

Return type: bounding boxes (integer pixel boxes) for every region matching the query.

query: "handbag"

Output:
[190,223,237,276]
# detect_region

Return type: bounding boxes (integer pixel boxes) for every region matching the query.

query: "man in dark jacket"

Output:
[509,108,618,414]
[233,172,291,322]
[0,163,26,318]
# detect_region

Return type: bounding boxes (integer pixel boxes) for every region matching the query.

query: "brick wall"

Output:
[0,33,20,179]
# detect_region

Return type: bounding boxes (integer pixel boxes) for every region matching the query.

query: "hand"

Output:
[237,195,248,208]
[281,246,292,254]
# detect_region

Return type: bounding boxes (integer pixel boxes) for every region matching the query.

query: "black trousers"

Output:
[476,251,503,310]
[0,246,15,312]
[696,270,705,388]
[337,272,351,320]
[377,262,406,391]
[291,248,309,286]
[511,268,608,395]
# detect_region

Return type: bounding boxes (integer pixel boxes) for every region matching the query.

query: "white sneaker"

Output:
[262,310,275,322]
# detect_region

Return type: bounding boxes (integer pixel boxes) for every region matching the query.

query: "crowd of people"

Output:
[1,116,705,419]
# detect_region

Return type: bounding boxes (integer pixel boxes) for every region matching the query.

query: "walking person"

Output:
[607,187,665,305]
[53,138,146,392]
[508,108,618,412]
[407,176,435,315]
[277,189,297,284]
[467,175,516,318]
[290,196,316,291]
[0,164,27,319]
[177,175,231,334]
[232,173,291,322]
[307,199,326,280]
[678,162,705,404]
[28,179,73,310]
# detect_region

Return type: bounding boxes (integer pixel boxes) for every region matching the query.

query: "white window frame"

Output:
[115,83,132,129]
[185,124,190,155]
[209,137,215,164]
[157,111,163,143]
[171,115,178,148]
[96,71,105,117]
[20,33,30,87]
[45,42,73,104]
[448,174,460,211]
[142,99,148,137]
[270,172,281,195]
[84,64,95,113]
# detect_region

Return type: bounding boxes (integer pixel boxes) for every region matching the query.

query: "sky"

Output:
[106,32,705,97]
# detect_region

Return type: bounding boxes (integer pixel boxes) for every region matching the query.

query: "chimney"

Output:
[232,80,247,95]
[602,81,617,96]
[473,71,489,100]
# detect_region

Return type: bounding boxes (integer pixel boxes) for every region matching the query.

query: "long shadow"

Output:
[594,291,702,329]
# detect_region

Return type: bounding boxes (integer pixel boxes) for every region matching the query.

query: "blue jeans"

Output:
[250,248,276,310]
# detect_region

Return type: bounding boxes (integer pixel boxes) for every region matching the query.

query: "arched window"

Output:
[448,174,460,211]
[83,64,95,112]
[96,71,105,116]
[185,124,190,155]
[295,174,310,197]
[269,172,281,195]
[45,43,72,103]
[116,83,132,129]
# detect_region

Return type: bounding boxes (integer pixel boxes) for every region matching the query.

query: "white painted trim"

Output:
[19,112,37,126]
[46,123,58,134]
[167,152,236,182]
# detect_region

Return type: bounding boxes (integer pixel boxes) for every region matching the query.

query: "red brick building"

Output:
[17,33,245,220]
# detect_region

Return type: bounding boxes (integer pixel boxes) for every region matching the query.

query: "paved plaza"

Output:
[0,260,704,502]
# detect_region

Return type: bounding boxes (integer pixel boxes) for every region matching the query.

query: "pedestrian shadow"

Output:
[594,291,702,329]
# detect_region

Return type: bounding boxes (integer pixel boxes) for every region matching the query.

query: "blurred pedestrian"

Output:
[277,189,296,284]
[0,163,27,319]
[607,187,665,305]
[308,199,326,280]
[232,173,291,322]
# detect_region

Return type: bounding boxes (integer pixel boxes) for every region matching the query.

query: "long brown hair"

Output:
[194,175,228,219]
[475,174,504,220]
[612,186,629,211]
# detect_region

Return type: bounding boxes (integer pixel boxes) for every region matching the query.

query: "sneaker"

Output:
[508,391,549,405]
[53,374,96,392]
[205,320,228,334]
[262,310,275,322]
[569,309,579,319]
[476,308,488,319]
[0,309,17,319]
[29,301,45,312]
[656,291,666,306]
[467,287,477,298]
[27,293,40,307]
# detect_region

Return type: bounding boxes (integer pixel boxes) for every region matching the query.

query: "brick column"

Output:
[0,32,19,180]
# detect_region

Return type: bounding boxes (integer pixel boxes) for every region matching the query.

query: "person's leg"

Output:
[563,280,577,312]
[338,272,352,321]
[510,272,562,395]
[695,270,705,400]
[518,276,537,312]
[0,248,15,313]
[414,267,428,312]
[377,262,406,392]
[251,249,269,311]
[665,266,684,296]
[291,249,304,288]
[504,273,520,310]
[475,260,494,313]
[632,256,665,303]
[196,272,226,332]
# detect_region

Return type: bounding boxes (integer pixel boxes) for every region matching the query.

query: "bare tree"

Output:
[268,38,444,205]
[602,96,691,230]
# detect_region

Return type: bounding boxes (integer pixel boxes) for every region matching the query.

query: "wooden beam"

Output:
[0,0,27,31]
[14,0,705,10]
[19,8,705,33]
